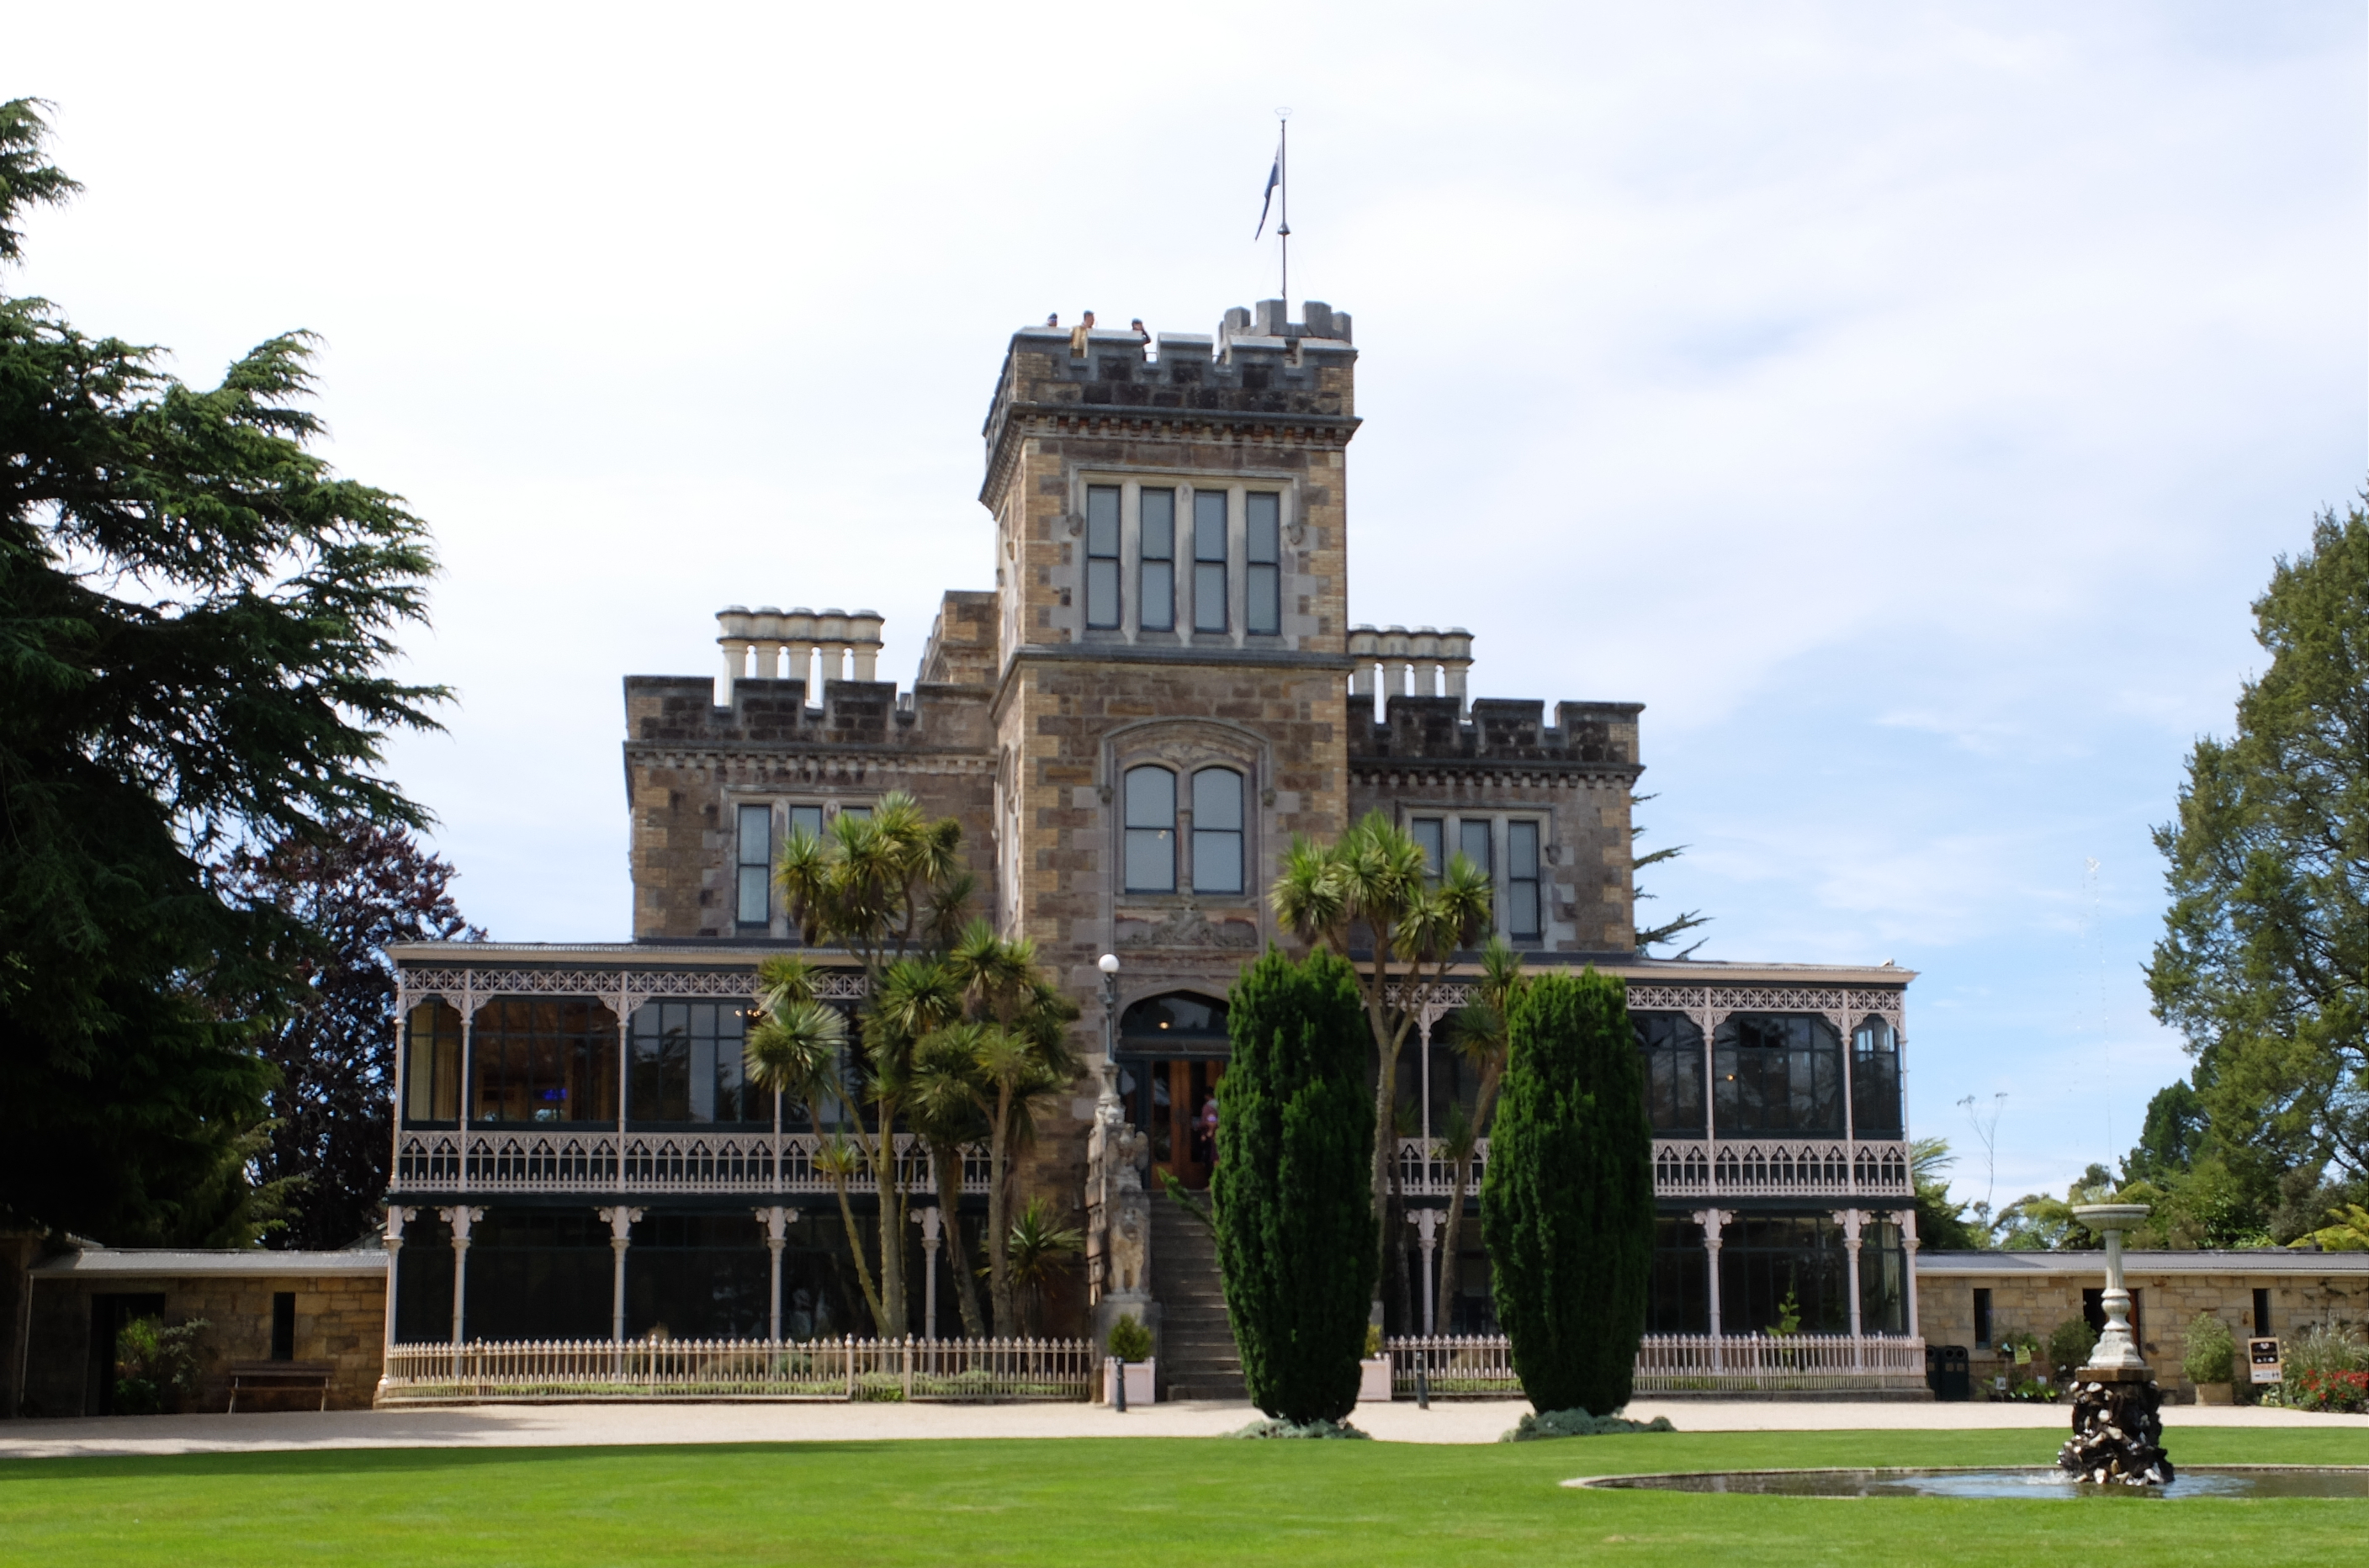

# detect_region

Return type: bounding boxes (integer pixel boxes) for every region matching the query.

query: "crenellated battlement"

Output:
[1346,696,1642,770]
[979,300,1359,507]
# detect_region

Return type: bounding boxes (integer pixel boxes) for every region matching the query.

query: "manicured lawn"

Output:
[1,1427,2364,1567]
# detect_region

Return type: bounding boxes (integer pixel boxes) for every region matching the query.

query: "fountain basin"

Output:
[1571,1466,2369,1500]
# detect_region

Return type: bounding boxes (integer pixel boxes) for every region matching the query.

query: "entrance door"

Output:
[1126,1058,1226,1189]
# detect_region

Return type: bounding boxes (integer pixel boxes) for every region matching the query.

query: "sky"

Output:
[13,2,2366,1212]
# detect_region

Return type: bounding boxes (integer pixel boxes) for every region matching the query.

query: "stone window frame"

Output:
[1065,468,1299,650]
[1397,805,1555,944]
[718,792,881,940]
[1104,718,1269,912]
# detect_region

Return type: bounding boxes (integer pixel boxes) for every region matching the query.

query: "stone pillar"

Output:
[756,1206,796,1342]
[440,1205,485,1348]
[915,1206,942,1341]
[1694,1207,1730,1368]
[597,1205,643,1344]
[1408,1209,1445,1335]
[1833,1207,1865,1365]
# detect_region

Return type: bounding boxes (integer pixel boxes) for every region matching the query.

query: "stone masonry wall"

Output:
[624,675,997,939]
[1348,696,1644,954]
[1918,1263,2369,1399]
[22,1270,385,1417]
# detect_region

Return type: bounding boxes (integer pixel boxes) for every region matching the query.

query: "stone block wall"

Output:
[1917,1260,2369,1398]
[21,1269,386,1417]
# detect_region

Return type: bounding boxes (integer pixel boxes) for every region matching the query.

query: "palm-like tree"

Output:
[745,958,886,1330]
[1005,1195,1083,1336]
[907,1027,990,1338]
[1433,936,1522,1332]
[1271,810,1494,1261]
[771,797,974,1338]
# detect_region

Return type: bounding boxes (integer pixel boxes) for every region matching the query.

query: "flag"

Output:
[1253,144,1280,239]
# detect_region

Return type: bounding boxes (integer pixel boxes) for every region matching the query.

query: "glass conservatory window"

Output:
[1124,765,1177,892]
[469,998,618,1123]
[630,1000,761,1124]
[1713,1013,1844,1135]
[1632,1011,1706,1134]
[1852,1015,1903,1136]
[403,999,463,1122]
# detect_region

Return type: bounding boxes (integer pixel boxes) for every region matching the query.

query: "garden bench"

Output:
[225,1360,333,1412]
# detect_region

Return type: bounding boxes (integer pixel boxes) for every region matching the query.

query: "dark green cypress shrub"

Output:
[1479,967,1655,1415]
[1213,946,1377,1423]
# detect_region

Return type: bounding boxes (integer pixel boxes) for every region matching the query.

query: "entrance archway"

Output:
[1116,992,1230,1189]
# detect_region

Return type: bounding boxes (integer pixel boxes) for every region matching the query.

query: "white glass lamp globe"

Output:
[1097,953,1121,975]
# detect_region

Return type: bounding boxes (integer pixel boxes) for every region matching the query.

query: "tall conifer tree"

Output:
[1480,968,1654,1416]
[1212,947,1375,1423]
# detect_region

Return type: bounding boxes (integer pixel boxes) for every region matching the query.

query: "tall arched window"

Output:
[1124,765,1176,892]
[1190,767,1244,893]
[403,1000,463,1122]
[1631,1011,1705,1134]
[1852,1015,1902,1136]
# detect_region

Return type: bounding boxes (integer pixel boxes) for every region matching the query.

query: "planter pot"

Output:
[2196,1381,2233,1406]
[1102,1358,1156,1407]
[1358,1355,1393,1403]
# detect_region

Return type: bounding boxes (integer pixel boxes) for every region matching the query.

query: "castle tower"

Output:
[977,302,1359,999]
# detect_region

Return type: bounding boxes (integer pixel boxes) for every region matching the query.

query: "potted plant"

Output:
[2183,1313,2234,1405]
[1105,1312,1155,1407]
[1358,1322,1392,1402]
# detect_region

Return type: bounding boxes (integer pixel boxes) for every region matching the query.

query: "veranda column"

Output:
[1694,1207,1730,1371]
[1900,1208,1921,1340]
[381,1206,415,1360]
[441,1205,484,1348]
[1832,1207,1865,1367]
[914,1207,942,1341]
[598,1205,644,1344]
[1408,1209,1444,1335]
[756,1206,796,1341]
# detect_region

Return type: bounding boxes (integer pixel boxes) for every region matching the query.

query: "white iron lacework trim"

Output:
[396,963,869,1014]
[1386,980,1903,1022]
[1393,1135,1914,1199]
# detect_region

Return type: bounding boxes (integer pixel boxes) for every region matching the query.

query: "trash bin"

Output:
[1925,1343,1971,1402]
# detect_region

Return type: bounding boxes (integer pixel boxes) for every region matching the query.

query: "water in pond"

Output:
[1578,1467,2369,1500]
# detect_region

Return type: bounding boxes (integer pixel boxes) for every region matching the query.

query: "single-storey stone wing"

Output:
[1918,1248,2369,1397]
[19,1248,387,1416]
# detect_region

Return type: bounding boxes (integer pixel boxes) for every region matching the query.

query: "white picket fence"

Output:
[1386,1333,1929,1397]
[379,1335,1095,1404]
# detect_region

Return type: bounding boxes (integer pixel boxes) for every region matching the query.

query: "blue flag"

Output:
[1254,146,1280,239]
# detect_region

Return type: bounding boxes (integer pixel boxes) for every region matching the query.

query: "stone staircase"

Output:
[1149,1195,1245,1401]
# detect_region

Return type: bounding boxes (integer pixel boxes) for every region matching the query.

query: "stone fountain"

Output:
[2058,1202,2174,1486]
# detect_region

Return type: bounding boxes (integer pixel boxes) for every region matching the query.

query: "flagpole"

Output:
[1275,109,1291,307]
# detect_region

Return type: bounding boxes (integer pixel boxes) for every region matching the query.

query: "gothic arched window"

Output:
[1124,765,1177,892]
[1190,766,1244,893]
